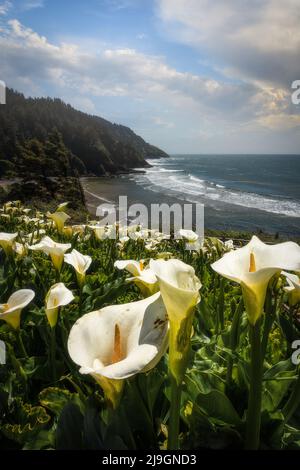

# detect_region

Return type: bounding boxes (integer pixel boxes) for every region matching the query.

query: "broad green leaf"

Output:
[56,403,84,450]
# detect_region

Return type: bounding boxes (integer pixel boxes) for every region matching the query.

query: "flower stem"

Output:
[245,320,263,450]
[17,330,28,358]
[226,298,243,389]
[55,267,61,283]
[168,374,182,450]
[7,343,28,396]
[50,326,57,382]
[218,279,225,331]
[261,313,274,359]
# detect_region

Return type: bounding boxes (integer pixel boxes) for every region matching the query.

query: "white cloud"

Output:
[257,113,300,130]
[156,0,300,88]
[102,0,138,11]
[0,20,260,113]
[0,18,299,152]
[21,0,45,10]
[0,1,12,15]
[70,96,96,114]
[153,116,174,128]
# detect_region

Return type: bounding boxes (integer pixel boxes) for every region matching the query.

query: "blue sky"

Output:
[0,0,300,153]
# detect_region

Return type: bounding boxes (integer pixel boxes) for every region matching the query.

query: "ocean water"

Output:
[128,154,300,236]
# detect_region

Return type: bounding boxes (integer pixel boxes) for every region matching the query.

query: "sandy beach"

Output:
[81,173,300,239]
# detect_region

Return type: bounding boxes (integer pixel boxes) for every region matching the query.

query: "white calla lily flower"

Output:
[150,259,201,384]
[150,259,201,322]
[0,289,35,329]
[89,225,114,240]
[14,242,28,258]
[62,226,73,238]
[56,202,69,212]
[178,230,202,251]
[211,236,300,325]
[114,259,158,296]
[29,236,71,271]
[145,240,160,251]
[47,211,70,233]
[0,232,18,256]
[64,249,92,286]
[68,292,168,408]
[283,271,300,306]
[45,283,74,328]
[224,239,235,251]
[178,229,198,243]
[22,208,31,215]
[71,225,86,236]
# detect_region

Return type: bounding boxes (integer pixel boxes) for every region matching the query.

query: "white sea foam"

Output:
[133,165,300,218]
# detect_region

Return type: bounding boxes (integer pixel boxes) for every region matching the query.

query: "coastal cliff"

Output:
[0,88,169,178]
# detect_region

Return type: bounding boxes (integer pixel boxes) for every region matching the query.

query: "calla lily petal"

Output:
[56,202,69,212]
[178,229,199,242]
[211,236,300,324]
[150,259,201,384]
[45,283,74,328]
[47,211,70,233]
[0,289,35,329]
[64,249,92,286]
[68,292,168,406]
[282,271,300,306]
[150,259,201,322]
[29,236,71,271]
[0,232,18,256]
[114,259,158,296]
[114,260,142,277]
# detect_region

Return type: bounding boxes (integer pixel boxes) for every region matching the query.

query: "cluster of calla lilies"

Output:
[1,200,300,450]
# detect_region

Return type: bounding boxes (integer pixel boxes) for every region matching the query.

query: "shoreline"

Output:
[1,176,298,243]
[80,176,300,243]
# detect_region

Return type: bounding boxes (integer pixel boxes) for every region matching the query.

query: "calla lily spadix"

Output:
[211,235,300,325]
[29,236,71,271]
[283,271,300,306]
[0,289,35,329]
[0,232,18,256]
[45,283,74,328]
[114,259,158,296]
[47,211,70,233]
[68,292,169,409]
[64,249,92,286]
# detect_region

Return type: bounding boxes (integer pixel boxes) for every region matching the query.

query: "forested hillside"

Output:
[0,88,168,178]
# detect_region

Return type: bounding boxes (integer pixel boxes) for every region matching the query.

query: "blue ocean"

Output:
[129,154,300,236]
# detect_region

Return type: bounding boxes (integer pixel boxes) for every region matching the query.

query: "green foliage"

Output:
[0,202,300,450]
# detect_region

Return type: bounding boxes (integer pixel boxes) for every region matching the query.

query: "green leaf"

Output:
[56,403,84,450]
[39,387,84,416]
[23,429,55,450]
[82,401,104,449]
[0,398,50,445]
[262,360,297,412]
[191,388,242,426]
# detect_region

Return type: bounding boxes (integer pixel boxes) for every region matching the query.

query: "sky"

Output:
[0,0,299,154]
